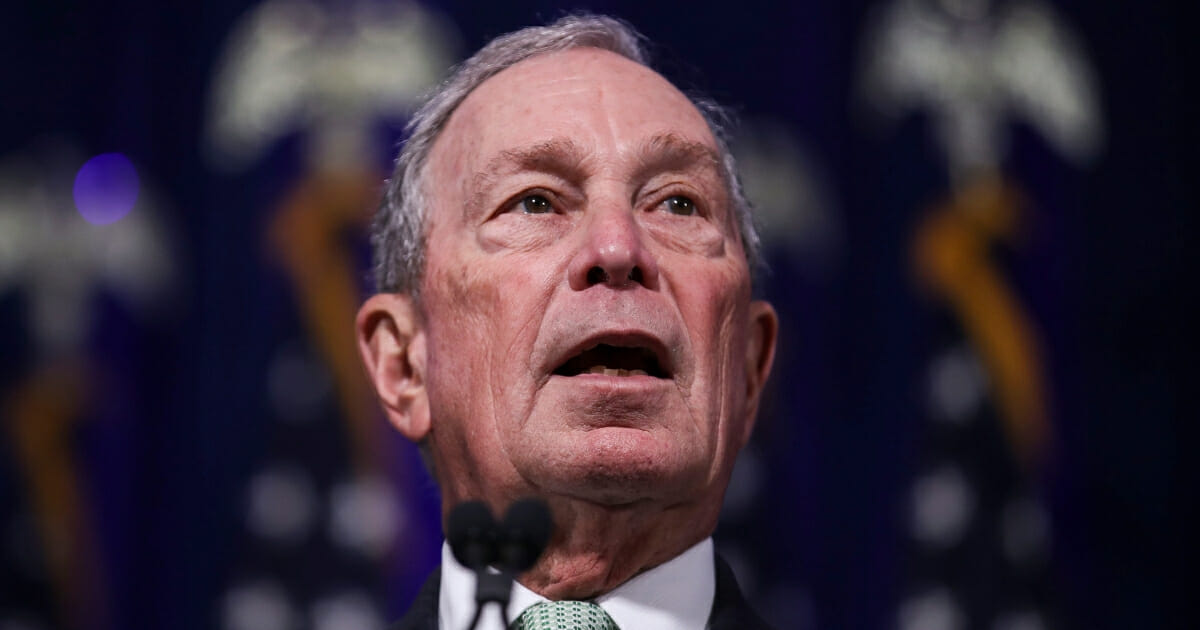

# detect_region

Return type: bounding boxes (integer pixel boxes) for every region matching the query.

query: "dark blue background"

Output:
[0,1,1191,629]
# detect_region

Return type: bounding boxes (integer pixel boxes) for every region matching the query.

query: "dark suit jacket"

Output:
[390,554,774,630]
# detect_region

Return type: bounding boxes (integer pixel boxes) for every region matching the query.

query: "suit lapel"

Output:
[707,554,775,630]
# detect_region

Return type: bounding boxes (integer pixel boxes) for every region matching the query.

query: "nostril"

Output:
[629,267,643,284]
[586,267,609,285]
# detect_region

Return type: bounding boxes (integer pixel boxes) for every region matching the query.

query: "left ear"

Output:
[740,299,778,446]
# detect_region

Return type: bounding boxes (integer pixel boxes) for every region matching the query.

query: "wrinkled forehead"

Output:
[425,47,718,200]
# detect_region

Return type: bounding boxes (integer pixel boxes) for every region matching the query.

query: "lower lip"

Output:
[548,373,670,387]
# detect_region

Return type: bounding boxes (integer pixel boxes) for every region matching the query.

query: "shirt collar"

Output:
[439,538,715,630]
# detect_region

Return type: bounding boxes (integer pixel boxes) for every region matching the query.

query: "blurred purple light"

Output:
[73,153,140,225]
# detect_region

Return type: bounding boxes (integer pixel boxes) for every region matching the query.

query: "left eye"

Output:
[661,195,697,216]
[518,194,553,214]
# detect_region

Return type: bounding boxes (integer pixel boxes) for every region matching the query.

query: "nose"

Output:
[567,203,659,291]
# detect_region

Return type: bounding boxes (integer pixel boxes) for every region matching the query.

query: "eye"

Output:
[518,194,553,214]
[661,195,697,216]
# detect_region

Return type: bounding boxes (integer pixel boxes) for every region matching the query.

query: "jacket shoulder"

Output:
[708,555,776,630]
[390,567,441,630]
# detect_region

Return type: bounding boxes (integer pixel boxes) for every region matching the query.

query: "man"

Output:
[356,14,778,630]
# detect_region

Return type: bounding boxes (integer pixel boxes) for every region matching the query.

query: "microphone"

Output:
[448,501,503,630]
[447,500,498,570]
[446,498,555,630]
[498,498,552,572]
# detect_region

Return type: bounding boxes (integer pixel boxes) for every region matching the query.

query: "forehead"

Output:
[427,47,717,190]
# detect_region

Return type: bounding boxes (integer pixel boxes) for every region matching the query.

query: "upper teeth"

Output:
[586,366,648,376]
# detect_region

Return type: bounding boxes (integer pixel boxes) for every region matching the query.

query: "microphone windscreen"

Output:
[499,498,553,572]
[447,500,497,569]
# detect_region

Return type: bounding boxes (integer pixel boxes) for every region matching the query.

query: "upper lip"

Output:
[549,330,674,378]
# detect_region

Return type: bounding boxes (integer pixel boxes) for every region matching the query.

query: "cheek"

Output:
[670,253,747,336]
[672,263,750,408]
[422,247,557,419]
[427,257,504,335]
[421,254,507,417]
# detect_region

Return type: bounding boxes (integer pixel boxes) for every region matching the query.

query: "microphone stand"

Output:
[468,568,514,630]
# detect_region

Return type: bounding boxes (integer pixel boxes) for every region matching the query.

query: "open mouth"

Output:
[553,343,670,378]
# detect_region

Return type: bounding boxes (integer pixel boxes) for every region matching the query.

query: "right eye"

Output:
[517,194,553,214]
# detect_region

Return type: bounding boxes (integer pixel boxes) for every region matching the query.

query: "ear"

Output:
[740,299,778,446]
[356,293,430,442]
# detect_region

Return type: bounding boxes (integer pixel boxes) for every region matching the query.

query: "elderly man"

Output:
[356,13,778,630]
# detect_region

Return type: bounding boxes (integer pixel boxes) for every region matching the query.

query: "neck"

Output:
[514,497,720,600]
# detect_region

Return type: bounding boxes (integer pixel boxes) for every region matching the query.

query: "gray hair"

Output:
[371,14,760,295]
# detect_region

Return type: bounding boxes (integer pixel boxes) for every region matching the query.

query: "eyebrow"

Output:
[467,138,592,215]
[634,133,723,177]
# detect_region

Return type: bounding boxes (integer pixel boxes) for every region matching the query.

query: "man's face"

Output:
[413,47,775,509]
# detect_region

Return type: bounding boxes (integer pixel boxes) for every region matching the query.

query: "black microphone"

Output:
[447,500,498,570]
[498,498,553,573]
[448,500,507,630]
[446,498,555,630]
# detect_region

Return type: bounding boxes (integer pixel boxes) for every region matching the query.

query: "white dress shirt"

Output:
[438,537,716,630]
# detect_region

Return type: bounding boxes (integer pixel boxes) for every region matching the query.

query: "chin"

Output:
[523,426,709,506]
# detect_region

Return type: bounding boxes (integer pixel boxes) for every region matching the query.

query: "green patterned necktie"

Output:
[510,600,620,630]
